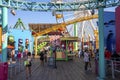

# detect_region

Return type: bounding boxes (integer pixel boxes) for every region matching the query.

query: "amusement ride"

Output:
[0,0,120,80]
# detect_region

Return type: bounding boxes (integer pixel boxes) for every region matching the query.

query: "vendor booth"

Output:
[39,36,78,61]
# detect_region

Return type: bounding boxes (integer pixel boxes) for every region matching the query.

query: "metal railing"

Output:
[8,58,25,80]
[105,58,120,79]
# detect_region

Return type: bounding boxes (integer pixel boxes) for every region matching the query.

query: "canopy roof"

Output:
[29,23,57,33]
[29,23,65,36]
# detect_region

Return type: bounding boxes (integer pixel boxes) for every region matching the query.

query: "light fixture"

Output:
[11,9,16,16]
[91,9,95,15]
[52,10,56,16]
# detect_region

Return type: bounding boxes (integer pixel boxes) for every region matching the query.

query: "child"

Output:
[24,52,32,79]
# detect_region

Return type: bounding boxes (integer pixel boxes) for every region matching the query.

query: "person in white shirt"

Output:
[78,49,81,58]
[84,49,89,71]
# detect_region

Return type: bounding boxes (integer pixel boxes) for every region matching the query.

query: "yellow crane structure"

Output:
[33,14,98,37]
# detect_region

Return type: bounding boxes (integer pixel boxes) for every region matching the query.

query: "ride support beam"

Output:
[98,8,105,80]
[0,0,119,12]
[1,6,8,62]
[34,37,38,56]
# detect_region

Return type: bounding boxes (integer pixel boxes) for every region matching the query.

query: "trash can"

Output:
[0,62,8,80]
[48,57,55,67]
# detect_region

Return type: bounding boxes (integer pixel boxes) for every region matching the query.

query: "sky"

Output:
[8,10,57,28]
[8,10,74,29]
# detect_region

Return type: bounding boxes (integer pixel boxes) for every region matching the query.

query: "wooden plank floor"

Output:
[9,57,120,80]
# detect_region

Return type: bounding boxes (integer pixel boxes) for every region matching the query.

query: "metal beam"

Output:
[0,0,119,12]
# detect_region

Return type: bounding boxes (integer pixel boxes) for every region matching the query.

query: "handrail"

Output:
[105,59,120,79]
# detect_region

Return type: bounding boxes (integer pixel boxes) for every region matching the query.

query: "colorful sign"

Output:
[37,42,47,51]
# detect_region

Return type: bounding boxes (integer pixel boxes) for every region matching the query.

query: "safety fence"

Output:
[105,58,120,79]
[8,58,25,80]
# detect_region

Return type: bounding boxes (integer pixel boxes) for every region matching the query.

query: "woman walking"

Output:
[84,49,90,71]
[24,52,32,79]
[39,49,44,66]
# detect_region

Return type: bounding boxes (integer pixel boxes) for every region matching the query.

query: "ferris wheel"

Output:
[51,0,98,40]
[50,0,99,49]
[48,0,98,43]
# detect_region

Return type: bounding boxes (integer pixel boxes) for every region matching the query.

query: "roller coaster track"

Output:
[33,14,98,37]
[0,0,119,12]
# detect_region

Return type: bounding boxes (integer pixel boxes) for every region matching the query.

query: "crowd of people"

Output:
[76,48,120,75]
[6,46,120,79]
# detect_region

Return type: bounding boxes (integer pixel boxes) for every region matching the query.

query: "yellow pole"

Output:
[0,26,2,52]
[94,30,99,49]
[34,37,38,56]
[88,34,90,50]
[81,36,84,50]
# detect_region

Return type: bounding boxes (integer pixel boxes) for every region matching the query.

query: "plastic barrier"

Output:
[0,62,8,80]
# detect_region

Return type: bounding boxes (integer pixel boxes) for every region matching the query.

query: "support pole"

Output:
[98,8,105,80]
[1,6,8,62]
[74,23,78,51]
[34,37,37,56]
[66,40,68,61]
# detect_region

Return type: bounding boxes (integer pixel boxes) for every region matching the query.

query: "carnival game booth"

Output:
[8,29,34,55]
[39,36,78,61]
[61,37,78,60]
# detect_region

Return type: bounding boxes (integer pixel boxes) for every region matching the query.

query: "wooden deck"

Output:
[8,57,120,80]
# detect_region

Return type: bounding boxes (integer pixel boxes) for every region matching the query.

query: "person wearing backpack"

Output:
[24,52,32,79]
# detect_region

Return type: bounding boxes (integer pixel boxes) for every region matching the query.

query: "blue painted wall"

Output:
[8,29,34,53]
[104,11,116,53]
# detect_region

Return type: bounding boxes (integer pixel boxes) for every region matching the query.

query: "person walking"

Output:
[78,49,81,58]
[39,49,44,66]
[24,52,32,79]
[44,49,47,62]
[84,49,89,71]
[88,50,92,70]
[95,49,99,75]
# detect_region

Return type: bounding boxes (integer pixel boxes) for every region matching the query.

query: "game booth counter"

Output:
[39,36,79,61]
